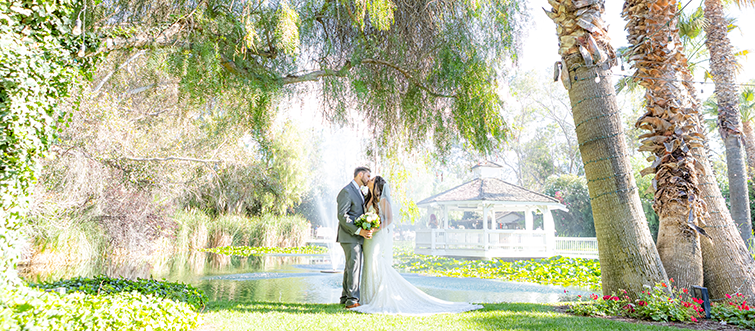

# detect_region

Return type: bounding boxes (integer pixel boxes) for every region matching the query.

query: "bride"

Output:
[352,176,483,315]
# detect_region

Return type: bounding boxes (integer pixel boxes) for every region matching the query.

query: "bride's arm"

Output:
[380,199,392,229]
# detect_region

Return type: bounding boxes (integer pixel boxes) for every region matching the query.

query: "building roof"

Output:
[417,178,560,206]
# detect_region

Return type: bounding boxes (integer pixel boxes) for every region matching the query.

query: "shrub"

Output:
[0,287,200,330]
[28,275,207,311]
[711,292,755,328]
[569,281,703,323]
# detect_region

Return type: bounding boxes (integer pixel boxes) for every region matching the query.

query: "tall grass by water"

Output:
[20,209,310,281]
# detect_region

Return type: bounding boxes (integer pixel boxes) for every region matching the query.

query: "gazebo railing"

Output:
[415,229,598,259]
[415,229,549,257]
[554,237,599,258]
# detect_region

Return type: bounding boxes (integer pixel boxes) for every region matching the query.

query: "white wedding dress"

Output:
[352,203,483,315]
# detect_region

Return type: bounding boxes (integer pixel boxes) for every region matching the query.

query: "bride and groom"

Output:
[336,166,482,315]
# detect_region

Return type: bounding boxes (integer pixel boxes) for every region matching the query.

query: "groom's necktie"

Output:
[353,181,364,204]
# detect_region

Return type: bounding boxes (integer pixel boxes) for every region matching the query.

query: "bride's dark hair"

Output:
[365,176,386,215]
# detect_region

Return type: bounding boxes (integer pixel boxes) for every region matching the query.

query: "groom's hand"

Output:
[359,229,373,239]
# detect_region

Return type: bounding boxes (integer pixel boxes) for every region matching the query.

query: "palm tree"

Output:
[739,85,755,177]
[623,0,755,299]
[546,0,668,296]
[704,0,752,244]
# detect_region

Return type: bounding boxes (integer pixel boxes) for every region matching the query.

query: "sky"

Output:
[520,0,755,89]
[282,1,755,197]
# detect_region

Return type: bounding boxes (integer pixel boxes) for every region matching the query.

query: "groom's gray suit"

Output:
[336,181,365,306]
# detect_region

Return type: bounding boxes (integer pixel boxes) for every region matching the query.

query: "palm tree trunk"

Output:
[623,0,704,292]
[624,0,755,300]
[743,121,755,178]
[546,0,668,296]
[705,0,752,243]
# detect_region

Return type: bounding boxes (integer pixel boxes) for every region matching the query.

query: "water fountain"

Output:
[315,194,343,273]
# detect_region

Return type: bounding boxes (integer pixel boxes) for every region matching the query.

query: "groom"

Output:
[336,166,374,309]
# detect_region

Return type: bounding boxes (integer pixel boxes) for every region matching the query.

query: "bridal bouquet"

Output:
[354,211,380,230]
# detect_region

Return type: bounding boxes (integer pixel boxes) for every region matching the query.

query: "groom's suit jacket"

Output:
[336,182,365,244]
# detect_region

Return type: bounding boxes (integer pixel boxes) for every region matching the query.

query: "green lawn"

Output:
[198,301,694,331]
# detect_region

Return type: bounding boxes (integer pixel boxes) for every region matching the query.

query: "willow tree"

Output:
[77,0,524,157]
[623,0,755,299]
[546,0,668,296]
[704,0,752,243]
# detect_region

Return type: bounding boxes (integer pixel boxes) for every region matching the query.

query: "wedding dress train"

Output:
[352,206,483,315]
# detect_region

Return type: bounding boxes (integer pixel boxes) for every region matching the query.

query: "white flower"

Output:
[360,186,369,196]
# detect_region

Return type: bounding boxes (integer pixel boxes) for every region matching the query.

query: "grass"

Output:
[198,301,694,331]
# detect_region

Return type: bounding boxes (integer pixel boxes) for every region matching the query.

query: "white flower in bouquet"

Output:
[354,211,381,231]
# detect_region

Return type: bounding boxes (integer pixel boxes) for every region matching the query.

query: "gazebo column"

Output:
[544,208,556,254]
[524,208,534,231]
[442,205,449,229]
[482,204,489,250]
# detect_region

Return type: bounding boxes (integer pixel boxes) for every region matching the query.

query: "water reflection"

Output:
[21,254,593,304]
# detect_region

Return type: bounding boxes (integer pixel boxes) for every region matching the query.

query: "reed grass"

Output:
[22,209,310,281]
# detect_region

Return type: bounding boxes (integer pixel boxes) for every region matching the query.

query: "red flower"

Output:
[638,301,648,307]
[603,295,611,300]
[726,294,732,299]
[669,278,674,283]
[691,317,698,322]
[577,295,582,298]
[661,283,667,288]
[612,296,620,301]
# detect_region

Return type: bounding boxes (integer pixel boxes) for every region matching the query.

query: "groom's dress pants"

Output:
[340,243,363,306]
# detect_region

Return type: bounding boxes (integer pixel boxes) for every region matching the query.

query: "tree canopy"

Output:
[81,0,526,157]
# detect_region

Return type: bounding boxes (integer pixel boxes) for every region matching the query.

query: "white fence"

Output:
[415,229,598,259]
[554,237,599,258]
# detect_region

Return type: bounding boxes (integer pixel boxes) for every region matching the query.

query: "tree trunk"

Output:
[546,0,668,296]
[623,0,704,292]
[624,0,755,300]
[743,121,755,178]
[705,0,752,243]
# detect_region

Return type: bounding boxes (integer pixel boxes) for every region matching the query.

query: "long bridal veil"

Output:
[353,181,483,315]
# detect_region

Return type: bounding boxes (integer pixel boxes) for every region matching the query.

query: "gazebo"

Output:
[414,162,598,259]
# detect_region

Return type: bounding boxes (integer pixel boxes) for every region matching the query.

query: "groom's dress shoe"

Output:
[345,303,361,309]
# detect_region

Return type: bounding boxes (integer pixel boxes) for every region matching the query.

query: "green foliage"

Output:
[201,245,327,256]
[0,287,199,330]
[0,0,84,288]
[711,292,755,328]
[543,174,595,237]
[90,0,525,158]
[393,246,601,290]
[569,282,703,323]
[183,123,309,216]
[28,275,207,311]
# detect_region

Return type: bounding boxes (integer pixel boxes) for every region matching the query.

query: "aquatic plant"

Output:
[393,246,601,290]
[201,245,328,257]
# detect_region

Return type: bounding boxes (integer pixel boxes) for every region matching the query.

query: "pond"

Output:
[20,251,593,305]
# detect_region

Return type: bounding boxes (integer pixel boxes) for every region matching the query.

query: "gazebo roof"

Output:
[417,178,561,206]
[471,161,504,169]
